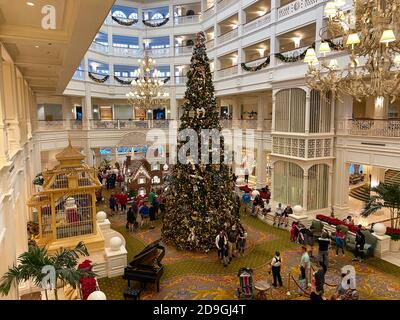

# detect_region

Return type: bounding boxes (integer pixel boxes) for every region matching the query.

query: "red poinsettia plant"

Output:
[386,227,400,241]
[316,214,359,233]
[78,260,97,300]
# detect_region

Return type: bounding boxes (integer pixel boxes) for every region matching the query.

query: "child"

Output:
[335,229,345,256]
[290,221,300,242]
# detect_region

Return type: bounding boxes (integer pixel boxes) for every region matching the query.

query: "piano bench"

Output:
[123,288,142,300]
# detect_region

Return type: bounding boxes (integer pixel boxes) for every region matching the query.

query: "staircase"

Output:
[385,169,400,185]
[349,184,370,202]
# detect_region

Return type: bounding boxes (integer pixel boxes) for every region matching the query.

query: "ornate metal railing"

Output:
[217,65,238,78]
[337,119,400,137]
[174,14,201,25]
[277,0,320,20]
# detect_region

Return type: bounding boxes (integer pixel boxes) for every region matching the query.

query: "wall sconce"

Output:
[256,48,266,57]
[292,37,301,48]
[176,37,183,45]
[90,62,99,72]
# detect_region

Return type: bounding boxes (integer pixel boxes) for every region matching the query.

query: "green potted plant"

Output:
[0,241,94,300]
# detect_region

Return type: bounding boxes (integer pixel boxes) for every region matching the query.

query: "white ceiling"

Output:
[0,0,116,94]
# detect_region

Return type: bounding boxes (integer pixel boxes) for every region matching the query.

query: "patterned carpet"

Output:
[97,206,400,300]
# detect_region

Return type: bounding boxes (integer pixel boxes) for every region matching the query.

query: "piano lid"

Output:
[130,238,164,264]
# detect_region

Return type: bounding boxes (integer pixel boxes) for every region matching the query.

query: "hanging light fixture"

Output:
[305,0,400,104]
[126,29,169,111]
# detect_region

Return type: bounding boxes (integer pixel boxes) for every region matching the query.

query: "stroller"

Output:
[237,268,254,300]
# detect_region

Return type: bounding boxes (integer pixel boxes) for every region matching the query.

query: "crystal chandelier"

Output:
[304,0,400,106]
[126,53,169,110]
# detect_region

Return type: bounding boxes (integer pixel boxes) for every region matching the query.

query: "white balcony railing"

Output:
[90,42,109,54]
[203,6,215,20]
[337,119,400,138]
[174,14,201,25]
[90,120,171,130]
[218,28,238,45]
[146,47,171,57]
[217,0,238,11]
[278,0,320,20]
[217,65,238,78]
[174,76,188,85]
[175,45,193,56]
[37,120,65,131]
[243,12,272,34]
[206,40,214,50]
[112,46,141,57]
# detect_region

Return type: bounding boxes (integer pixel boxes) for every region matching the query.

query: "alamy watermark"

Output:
[41,5,56,30]
[41,265,56,290]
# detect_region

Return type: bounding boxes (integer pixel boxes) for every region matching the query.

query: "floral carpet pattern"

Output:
[97,196,400,300]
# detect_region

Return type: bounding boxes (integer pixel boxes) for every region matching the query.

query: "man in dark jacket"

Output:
[353,224,366,262]
[318,231,330,273]
[227,225,239,262]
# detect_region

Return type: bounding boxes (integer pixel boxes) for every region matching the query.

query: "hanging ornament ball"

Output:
[87,291,107,300]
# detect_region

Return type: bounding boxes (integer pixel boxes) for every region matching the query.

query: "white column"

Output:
[257,95,266,131]
[328,165,333,209]
[270,0,279,67]
[271,90,277,131]
[82,83,92,130]
[0,57,9,165]
[62,96,72,130]
[302,172,308,212]
[256,138,266,188]
[332,149,350,217]
[170,87,177,120]
[305,88,311,134]
[232,96,240,128]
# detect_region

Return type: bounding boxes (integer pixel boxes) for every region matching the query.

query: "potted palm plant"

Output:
[0,241,94,300]
[361,182,400,251]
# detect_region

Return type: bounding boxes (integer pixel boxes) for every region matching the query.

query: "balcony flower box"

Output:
[386,227,400,251]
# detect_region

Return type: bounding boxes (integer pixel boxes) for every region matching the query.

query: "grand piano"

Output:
[123,239,165,292]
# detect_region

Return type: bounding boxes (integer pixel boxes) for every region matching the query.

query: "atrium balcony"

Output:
[243,0,271,34]
[217,14,239,45]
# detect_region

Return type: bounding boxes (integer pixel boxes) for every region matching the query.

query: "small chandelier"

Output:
[126,53,169,111]
[305,0,400,105]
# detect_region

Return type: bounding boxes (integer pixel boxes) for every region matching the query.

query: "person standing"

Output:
[109,196,117,214]
[270,251,283,287]
[227,225,239,262]
[139,202,150,227]
[149,204,156,229]
[126,207,136,232]
[300,246,311,286]
[244,167,249,184]
[237,224,247,256]
[313,261,326,294]
[335,229,345,256]
[148,189,156,206]
[215,230,228,267]
[318,231,330,273]
[353,224,365,262]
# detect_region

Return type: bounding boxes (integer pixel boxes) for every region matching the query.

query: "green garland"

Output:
[111,16,139,26]
[241,56,270,72]
[114,75,132,85]
[142,17,169,27]
[274,39,344,63]
[88,72,109,83]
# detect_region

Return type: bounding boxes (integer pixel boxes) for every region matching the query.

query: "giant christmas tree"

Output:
[162,32,239,252]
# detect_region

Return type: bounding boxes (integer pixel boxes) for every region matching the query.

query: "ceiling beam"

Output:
[0,25,69,44]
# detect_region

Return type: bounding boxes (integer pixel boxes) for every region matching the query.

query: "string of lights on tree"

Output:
[162,31,240,252]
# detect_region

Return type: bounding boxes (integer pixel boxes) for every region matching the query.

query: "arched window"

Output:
[129,12,138,20]
[151,12,164,20]
[307,164,329,211]
[273,161,303,206]
[112,10,127,18]
[275,88,306,133]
